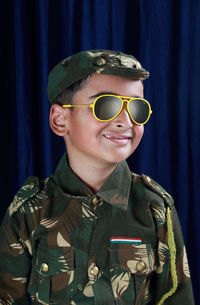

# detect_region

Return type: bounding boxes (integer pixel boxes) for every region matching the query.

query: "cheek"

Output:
[134,125,144,142]
[71,111,108,140]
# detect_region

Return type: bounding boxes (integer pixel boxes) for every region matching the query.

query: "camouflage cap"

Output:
[47,49,149,104]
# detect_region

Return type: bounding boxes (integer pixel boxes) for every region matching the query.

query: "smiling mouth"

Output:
[103,134,132,144]
[103,134,132,140]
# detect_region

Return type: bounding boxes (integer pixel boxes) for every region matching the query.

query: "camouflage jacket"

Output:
[0,153,195,305]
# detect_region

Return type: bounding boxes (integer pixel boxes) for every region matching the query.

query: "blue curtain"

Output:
[1,0,199,302]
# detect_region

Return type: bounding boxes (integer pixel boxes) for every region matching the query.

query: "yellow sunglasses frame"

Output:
[62,94,152,125]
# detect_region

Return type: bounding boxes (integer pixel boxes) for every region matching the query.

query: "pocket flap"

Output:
[34,244,74,276]
[110,243,155,275]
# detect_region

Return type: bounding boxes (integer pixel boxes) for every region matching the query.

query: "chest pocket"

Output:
[109,243,156,305]
[27,244,74,304]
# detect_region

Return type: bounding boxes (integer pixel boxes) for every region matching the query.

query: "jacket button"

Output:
[96,57,106,66]
[40,263,49,272]
[90,266,99,276]
[136,261,146,272]
[92,197,98,205]
[92,197,103,206]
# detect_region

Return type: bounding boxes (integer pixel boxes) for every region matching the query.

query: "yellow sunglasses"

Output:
[62,94,152,125]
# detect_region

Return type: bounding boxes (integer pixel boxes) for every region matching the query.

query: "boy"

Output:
[0,50,195,304]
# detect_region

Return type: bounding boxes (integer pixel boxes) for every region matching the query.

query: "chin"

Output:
[106,152,133,164]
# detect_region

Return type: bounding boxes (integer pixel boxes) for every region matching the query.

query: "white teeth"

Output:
[104,135,131,140]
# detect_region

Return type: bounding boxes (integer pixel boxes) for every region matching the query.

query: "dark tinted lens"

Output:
[94,96,122,120]
[129,99,150,124]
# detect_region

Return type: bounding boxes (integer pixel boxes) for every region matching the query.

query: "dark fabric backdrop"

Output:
[0,0,199,302]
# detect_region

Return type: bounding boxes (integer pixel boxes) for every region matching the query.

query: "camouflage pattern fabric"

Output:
[0,153,195,304]
[47,50,149,104]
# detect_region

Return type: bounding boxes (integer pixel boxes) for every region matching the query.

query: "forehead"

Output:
[79,73,144,97]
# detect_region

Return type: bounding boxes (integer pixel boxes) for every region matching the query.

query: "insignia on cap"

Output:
[96,57,107,66]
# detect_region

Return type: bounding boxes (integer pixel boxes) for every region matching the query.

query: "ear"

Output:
[49,104,70,136]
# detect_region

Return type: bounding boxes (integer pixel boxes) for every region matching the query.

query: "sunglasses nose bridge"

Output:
[114,99,133,124]
[120,99,131,115]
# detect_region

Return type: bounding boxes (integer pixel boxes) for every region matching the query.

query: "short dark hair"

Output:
[55,75,91,105]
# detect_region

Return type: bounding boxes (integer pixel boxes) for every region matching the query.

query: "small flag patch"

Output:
[110,237,142,244]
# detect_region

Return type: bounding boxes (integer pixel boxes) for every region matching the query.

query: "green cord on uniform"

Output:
[157,207,178,305]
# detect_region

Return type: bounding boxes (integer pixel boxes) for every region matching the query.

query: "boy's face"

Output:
[64,73,144,167]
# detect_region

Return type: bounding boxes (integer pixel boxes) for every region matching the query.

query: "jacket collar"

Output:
[54,153,132,209]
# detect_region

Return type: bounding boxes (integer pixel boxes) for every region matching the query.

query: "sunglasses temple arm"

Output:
[62,104,93,108]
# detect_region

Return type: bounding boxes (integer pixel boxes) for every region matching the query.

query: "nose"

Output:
[112,103,133,128]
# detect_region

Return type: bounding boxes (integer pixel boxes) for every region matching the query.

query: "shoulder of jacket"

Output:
[8,176,50,216]
[132,172,174,208]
